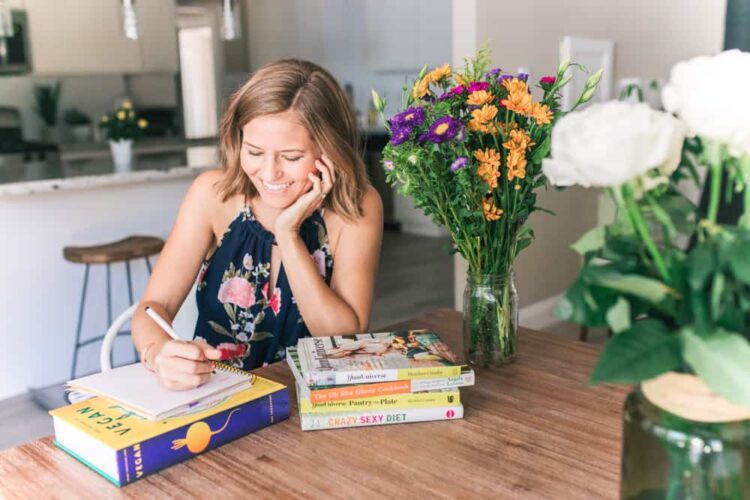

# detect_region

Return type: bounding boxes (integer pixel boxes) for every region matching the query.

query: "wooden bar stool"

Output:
[63,235,164,379]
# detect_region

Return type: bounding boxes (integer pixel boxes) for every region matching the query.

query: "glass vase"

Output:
[621,383,750,499]
[462,271,518,367]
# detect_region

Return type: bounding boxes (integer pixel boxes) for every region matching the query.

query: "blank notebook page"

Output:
[67,362,251,417]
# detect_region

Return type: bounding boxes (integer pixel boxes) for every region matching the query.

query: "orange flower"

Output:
[468,104,499,134]
[429,64,451,82]
[474,148,501,189]
[502,129,534,153]
[412,76,431,99]
[474,148,501,169]
[466,90,494,106]
[530,102,554,126]
[506,150,528,181]
[501,78,532,115]
[482,196,503,221]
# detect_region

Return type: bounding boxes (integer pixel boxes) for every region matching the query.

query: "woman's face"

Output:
[240,110,320,210]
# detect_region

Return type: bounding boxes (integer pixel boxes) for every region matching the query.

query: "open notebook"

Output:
[66,362,253,421]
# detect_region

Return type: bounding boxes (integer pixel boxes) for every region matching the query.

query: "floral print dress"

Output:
[194,203,333,370]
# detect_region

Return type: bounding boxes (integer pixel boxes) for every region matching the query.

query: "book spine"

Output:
[300,390,461,413]
[300,405,464,431]
[309,365,463,386]
[309,372,475,403]
[115,387,290,485]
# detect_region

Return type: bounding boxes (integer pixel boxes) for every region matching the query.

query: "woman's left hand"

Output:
[274,154,335,239]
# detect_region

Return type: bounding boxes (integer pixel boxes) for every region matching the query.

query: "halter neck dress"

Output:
[194,201,333,370]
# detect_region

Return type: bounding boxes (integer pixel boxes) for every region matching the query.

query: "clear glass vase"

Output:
[621,386,750,499]
[462,271,518,367]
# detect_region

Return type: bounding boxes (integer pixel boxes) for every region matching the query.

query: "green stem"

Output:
[707,162,722,225]
[621,184,671,284]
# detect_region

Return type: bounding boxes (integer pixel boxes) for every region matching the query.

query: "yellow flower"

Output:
[428,64,451,82]
[117,110,126,120]
[412,76,431,99]
[483,195,503,221]
[138,119,148,129]
[502,129,534,153]
[501,78,533,115]
[530,102,554,126]
[514,184,522,191]
[128,110,135,119]
[100,115,109,123]
[122,100,133,110]
[453,73,467,86]
[466,90,494,106]
[474,148,501,169]
[474,148,501,189]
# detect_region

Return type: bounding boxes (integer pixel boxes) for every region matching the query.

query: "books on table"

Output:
[51,364,290,486]
[288,330,473,430]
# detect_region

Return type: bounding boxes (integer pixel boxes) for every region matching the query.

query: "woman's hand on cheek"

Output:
[274,172,323,239]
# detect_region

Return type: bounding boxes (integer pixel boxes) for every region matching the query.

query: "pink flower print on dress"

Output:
[269,287,282,315]
[216,342,247,360]
[217,277,256,309]
[242,253,253,270]
[311,249,327,277]
[261,281,269,298]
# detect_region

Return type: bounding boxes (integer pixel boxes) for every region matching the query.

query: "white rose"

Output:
[662,49,750,158]
[542,101,686,189]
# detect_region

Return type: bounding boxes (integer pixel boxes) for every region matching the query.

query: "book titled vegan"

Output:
[49,376,289,487]
[296,330,464,387]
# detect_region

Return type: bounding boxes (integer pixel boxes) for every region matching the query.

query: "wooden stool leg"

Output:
[144,256,153,274]
[70,264,90,379]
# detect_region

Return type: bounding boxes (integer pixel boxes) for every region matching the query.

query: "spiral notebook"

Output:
[66,362,254,421]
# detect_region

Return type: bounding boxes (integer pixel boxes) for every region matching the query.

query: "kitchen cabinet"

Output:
[25,0,178,75]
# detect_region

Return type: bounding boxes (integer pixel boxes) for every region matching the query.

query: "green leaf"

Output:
[727,242,750,284]
[709,273,725,321]
[208,321,233,338]
[249,331,274,342]
[606,297,631,334]
[530,135,551,163]
[590,320,681,384]
[682,328,750,406]
[571,227,605,255]
[584,267,674,305]
[686,244,715,290]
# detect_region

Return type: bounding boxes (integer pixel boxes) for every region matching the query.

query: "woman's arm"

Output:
[277,185,383,335]
[131,170,223,388]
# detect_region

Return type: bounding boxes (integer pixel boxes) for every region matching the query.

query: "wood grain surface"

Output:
[0,309,627,499]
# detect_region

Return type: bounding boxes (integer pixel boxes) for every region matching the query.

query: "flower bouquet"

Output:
[545,50,750,498]
[99,100,148,169]
[372,49,600,366]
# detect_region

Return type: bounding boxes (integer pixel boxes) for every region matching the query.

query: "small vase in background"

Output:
[462,271,518,367]
[109,139,133,172]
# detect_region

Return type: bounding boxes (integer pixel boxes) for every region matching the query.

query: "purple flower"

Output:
[420,116,463,144]
[390,107,426,128]
[437,91,454,101]
[450,157,468,172]
[517,72,529,82]
[390,126,411,146]
[497,73,514,84]
[467,81,489,93]
[484,68,502,79]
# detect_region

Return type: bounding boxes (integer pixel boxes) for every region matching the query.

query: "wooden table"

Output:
[0,309,627,499]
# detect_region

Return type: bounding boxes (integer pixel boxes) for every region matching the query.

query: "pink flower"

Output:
[262,281,269,298]
[540,76,556,85]
[450,85,466,95]
[242,253,253,270]
[312,249,327,277]
[467,81,489,93]
[216,342,247,360]
[218,277,255,309]
[269,287,282,315]
[197,262,208,284]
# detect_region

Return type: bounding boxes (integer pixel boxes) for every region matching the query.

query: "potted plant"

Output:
[33,81,61,143]
[372,49,600,367]
[545,50,750,498]
[62,108,93,143]
[99,101,148,171]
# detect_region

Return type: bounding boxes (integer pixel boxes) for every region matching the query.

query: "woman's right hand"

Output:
[151,339,222,391]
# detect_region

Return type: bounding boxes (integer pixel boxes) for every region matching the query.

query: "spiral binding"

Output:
[212,361,257,384]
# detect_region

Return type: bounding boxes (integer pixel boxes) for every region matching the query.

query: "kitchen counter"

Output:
[0,138,218,197]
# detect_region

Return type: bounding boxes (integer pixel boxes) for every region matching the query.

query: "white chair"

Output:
[99,283,199,372]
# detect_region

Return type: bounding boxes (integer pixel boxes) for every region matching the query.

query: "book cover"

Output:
[287,347,474,403]
[50,376,289,487]
[299,405,464,431]
[296,330,464,386]
[298,389,461,413]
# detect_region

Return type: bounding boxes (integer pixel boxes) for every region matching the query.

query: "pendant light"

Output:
[121,0,138,40]
[221,0,241,41]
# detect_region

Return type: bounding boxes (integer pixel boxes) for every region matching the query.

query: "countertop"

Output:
[0,137,217,197]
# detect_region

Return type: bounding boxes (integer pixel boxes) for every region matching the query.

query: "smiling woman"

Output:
[131,59,383,388]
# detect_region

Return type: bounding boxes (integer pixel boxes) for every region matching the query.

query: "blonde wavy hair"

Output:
[216,59,368,220]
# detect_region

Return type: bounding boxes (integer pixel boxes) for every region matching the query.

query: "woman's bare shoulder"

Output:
[325,185,383,255]
[186,169,243,234]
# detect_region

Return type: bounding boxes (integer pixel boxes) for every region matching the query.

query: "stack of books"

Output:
[286,330,474,431]
[50,362,289,486]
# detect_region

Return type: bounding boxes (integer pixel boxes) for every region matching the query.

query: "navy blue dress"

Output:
[194,202,333,370]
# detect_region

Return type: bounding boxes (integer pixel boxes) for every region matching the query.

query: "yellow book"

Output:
[299,388,461,413]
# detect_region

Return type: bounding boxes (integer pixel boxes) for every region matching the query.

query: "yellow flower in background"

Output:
[100,115,109,123]
[482,195,503,221]
[501,78,533,115]
[138,119,148,129]
[429,64,451,82]
[466,90,494,106]
[121,100,133,110]
[502,129,534,153]
[475,148,501,189]
[128,110,135,119]
[530,102,554,126]
[116,110,126,120]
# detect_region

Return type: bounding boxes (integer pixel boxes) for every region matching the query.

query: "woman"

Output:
[132,59,383,390]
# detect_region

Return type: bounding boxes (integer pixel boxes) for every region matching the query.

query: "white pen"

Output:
[144,306,182,340]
